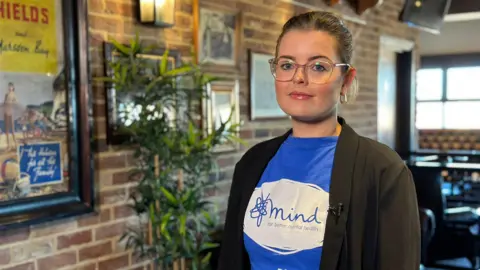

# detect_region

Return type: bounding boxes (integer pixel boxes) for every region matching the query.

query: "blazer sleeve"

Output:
[377,162,421,270]
[217,161,244,270]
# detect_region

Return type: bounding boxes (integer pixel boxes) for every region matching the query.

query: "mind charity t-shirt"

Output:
[243,135,338,270]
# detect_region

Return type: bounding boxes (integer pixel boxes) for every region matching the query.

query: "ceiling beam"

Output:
[444,12,480,22]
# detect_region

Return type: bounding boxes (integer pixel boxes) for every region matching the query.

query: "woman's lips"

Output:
[289,91,313,100]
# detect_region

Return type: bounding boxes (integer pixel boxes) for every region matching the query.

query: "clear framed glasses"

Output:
[268,58,351,84]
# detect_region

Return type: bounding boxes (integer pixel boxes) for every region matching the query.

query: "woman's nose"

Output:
[293,67,307,84]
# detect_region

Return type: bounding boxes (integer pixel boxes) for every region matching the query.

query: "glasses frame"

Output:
[268,58,351,84]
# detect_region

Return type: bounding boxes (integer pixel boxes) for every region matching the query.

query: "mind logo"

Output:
[244,179,329,255]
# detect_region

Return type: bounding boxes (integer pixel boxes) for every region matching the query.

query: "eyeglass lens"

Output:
[271,59,334,84]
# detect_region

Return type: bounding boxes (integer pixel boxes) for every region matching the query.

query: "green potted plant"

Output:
[97,34,243,270]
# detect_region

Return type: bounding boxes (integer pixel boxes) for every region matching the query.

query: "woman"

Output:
[217,11,420,270]
[4,82,18,150]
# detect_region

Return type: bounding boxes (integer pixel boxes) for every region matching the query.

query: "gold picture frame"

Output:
[203,79,240,153]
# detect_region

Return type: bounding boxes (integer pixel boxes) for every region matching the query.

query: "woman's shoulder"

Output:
[339,117,405,168]
[356,136,415,200]
[357,135,406,170]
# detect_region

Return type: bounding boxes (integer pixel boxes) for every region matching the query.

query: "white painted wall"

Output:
[419,19,480,55]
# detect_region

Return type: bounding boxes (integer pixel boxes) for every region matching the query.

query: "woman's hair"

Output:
[275,11,358,102]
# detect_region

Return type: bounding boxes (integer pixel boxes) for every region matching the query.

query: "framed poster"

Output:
[203,80,240,153]
[103,42,181,145]
[248,50,287,120]
[0,0,94,229]
[194,3,242,72]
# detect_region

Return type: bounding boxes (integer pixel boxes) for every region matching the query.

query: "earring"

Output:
[340,94,348,104]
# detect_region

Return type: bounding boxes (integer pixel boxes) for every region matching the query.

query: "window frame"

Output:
[417,53,480,130]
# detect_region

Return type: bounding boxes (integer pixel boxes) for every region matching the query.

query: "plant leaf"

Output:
[160,187,178,205]
[160,49,169,75]
[178,214,187,236]
[110,38,130,55]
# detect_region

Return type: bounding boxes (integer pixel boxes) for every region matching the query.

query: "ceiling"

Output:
[419,19,480,56]
[418,0,480,55]
[444,0,480,22]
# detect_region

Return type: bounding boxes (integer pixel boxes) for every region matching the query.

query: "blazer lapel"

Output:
[320,117,360,270]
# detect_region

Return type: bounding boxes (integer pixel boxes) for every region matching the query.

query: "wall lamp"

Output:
[139,0,175,27]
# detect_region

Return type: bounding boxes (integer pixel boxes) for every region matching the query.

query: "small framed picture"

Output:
[203,80,240,153]
[194,4,242,71]
[248,50,287,120]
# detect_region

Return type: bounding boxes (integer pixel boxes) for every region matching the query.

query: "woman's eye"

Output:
[311,63,327,72]
[280,63,294,70]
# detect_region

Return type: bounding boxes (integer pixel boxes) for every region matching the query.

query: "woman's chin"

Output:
[285,112,317,122]
[286,110,335,124]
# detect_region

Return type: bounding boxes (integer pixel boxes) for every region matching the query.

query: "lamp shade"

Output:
[139,0,175,27]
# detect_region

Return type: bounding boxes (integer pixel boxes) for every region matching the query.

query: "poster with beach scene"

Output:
[0,0,69,202]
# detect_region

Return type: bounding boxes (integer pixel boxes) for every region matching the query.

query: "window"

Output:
[416,65,480,130]
[416,68,443,101]
[416,102,443,129]
[444,101,480,129]
[446,67,480,100]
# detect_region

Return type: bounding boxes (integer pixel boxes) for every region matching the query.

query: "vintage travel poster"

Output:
[0,0,68,201]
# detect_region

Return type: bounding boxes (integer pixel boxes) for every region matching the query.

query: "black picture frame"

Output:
[103,42,181,145]
[0,0,94,230]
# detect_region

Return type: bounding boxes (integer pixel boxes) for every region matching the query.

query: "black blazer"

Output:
[217,117,420,270]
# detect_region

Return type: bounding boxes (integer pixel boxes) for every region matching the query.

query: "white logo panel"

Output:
[244,178,329,255]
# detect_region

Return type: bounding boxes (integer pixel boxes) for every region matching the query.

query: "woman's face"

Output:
[274,30,355,122]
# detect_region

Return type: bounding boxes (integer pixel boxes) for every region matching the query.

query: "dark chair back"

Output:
[410,166,447,228]
[419,208,436,264]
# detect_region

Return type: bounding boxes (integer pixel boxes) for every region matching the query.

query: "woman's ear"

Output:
[341,67,357,96]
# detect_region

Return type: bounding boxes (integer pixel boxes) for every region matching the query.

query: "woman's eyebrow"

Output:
[277,55,332,62]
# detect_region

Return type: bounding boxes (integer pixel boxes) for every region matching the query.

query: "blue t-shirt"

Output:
[243,135,338,270]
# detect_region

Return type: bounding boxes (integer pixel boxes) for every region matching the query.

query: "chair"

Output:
[419,207,436,266]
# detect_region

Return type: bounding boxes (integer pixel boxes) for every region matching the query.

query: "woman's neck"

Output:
[291,115,341,138]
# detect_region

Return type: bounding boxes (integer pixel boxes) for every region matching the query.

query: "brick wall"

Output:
[0,0,418,269]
